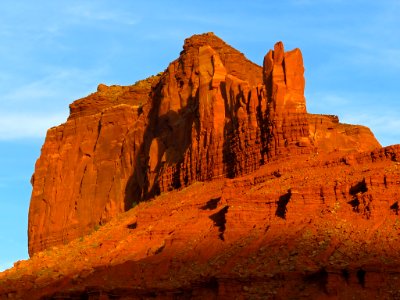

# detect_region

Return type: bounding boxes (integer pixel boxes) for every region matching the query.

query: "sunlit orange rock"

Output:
[3,32,399,299]
[28,33,380,257]
[3,145,400,299]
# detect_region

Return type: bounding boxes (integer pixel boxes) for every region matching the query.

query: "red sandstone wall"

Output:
[28,33,380,255]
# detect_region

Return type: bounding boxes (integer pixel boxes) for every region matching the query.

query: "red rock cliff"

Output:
[28,33,380,256]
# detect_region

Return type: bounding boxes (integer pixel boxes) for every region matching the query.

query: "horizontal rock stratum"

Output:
[4,146,400,298]
[28,33,380,256]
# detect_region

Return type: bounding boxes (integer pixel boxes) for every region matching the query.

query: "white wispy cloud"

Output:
[0,67,107,140]
[305,89,400,147]
[0,112,67,140]
[16,65,104,94]
[341,112,400,146]
[306,92,350,111]
[343,114,400,130]
[2,67,103,106]
[347,47,400,70]
[66,3,141,26]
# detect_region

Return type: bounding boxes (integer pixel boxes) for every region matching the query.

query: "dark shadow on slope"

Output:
[200,197,221,210]
[341,269,350,284]
[346,179,368,214]
[123,80,163,210]
[127,222,137,230]
[220,78,273,178]
[124,75,198,210]
[390,201,399,215]
[209,206,229,241]
[347,198,360,212]
[304,268,328,294]
[221,81,238,179]
[45,258,222,299]
[357,269,366,288]
[275,189,292,219]
[39,241,400,299]
[349,179,368,196]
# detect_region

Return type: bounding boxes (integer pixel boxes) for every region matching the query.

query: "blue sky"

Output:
[0,0,399,271]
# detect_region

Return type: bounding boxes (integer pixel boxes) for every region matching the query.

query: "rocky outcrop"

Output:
[308,113,380,153]
[28,33,380,255]
[262,41,310,158]
[4,145,400,299]
[28,75,162,255]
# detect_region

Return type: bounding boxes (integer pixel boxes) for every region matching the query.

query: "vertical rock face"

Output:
[141,34,311,197]
[137,33,266,199]
[28,33,380,255]
[28,78,158,255]
[263,42,310,158]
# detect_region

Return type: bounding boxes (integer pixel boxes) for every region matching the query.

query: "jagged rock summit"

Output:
[28,32,380,256]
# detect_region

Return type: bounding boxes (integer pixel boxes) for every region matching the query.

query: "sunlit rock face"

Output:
[28,33,380,256]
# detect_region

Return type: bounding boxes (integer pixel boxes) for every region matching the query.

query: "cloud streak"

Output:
[0,113,67,140]
[341,113,400,147]
[305,88,400,147]
[66,3,141,26]
[0,67,107,140]
[2,67,105,105]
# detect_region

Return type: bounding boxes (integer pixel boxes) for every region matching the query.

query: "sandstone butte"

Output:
[1,32,400,299]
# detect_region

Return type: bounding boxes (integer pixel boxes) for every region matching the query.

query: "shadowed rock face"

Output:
[28,32,380,256]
